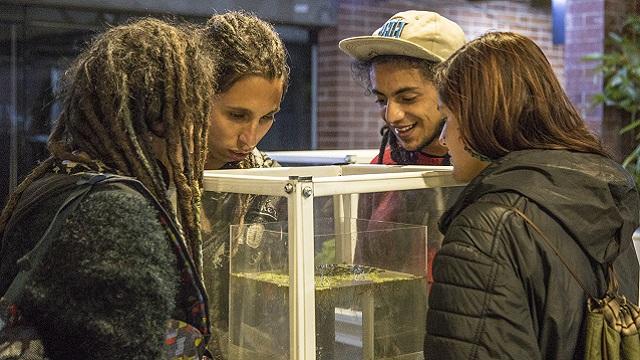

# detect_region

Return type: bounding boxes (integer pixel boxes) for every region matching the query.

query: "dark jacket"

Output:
[425,149,640,359]
[1,171,179,360]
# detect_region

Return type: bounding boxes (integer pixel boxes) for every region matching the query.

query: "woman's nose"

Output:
[238,125,257,151]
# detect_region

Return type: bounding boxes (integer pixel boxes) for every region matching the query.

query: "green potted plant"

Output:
[585,15,640,185]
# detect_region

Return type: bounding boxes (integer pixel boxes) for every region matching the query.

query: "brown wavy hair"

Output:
[202,10,289,94]
[435,31,609,160]
[0,18,217,273]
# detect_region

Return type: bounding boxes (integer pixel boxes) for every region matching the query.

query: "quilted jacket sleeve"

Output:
[425,199,542,360]
[21,188,178,360]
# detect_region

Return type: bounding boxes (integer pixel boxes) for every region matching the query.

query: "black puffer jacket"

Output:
[425,149,640,359]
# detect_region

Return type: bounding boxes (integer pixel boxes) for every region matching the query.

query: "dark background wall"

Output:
[0,0,330,206]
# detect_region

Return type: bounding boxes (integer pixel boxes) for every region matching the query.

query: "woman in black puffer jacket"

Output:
[425,32,639,359]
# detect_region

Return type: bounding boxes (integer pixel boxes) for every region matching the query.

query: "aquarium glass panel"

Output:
[229,218,427,360]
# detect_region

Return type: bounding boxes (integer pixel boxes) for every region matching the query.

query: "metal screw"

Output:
[302,186,313,198]
[284,183,294,193]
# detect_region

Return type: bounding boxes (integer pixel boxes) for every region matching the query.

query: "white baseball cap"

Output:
[339,10,465,62]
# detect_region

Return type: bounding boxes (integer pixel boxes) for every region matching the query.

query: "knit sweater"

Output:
[0,174,178,360]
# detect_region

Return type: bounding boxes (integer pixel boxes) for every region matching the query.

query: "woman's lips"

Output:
[228,150,251,162]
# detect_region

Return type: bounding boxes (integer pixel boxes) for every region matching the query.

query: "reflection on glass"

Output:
[229,218,428,360]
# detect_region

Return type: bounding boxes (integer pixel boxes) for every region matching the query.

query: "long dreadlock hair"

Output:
[201,11,289,230]
[0,18,217,274]
[352,55,440,164]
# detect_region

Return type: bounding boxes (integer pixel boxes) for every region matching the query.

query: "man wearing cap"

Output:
[337,11,466,359]
[339,5,465,328]
[339,10,465,165]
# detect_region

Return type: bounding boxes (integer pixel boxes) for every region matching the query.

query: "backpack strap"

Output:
[482,201,600,300]
[96,175,211,340]
[504,205,598,299]
[2,173,113,305]
[2,172,210,343]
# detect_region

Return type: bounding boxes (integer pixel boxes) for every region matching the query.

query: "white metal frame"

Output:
[266,149,379,165]
[203,164,464,360]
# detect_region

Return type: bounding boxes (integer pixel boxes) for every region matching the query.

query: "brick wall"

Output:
[316,0,563,149]
[564,0,605,135]
[598,0,639,160]
[563,0,639,160]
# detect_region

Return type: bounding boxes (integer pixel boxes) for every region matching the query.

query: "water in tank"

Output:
[228,218,428,360]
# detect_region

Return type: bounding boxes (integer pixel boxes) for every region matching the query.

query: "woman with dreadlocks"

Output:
[0,19,216,359]
[197,10,289,359]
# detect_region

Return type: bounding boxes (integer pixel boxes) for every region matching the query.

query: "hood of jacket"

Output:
[441,149,639,264]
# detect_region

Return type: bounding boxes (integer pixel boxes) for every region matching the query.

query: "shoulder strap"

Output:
[2,173,115,304]
[90,175,211,339]
[2,172,210,339]
[488,203,598,300]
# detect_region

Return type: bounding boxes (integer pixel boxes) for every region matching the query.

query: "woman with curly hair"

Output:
[198,10,289,358]
[0,18,217,359]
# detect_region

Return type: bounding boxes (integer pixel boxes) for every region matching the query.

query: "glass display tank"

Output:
[202,165,464,360]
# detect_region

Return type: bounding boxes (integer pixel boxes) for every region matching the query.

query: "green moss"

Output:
[234,264,419,291]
